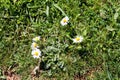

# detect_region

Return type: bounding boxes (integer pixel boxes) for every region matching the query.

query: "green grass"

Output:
[0,0,120,80]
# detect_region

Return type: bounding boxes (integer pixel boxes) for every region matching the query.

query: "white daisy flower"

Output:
[31,42,39,50]
[32,36,40,42]
[73,36,83,43]
[60,16,69,26]
[31,48,41,58]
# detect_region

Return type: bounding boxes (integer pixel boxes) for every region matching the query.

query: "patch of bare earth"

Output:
[74,64,102,80]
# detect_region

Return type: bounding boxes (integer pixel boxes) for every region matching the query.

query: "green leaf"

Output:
[106,26,116,31]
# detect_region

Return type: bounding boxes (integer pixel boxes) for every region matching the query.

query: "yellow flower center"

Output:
[34,51,39,56]
[35,37,39,41]
[63,19,67,23]
[33,43,38,47]
[75,37,80,41]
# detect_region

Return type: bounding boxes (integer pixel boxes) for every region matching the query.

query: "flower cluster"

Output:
[31,17,83,59]
[31,36,41,58]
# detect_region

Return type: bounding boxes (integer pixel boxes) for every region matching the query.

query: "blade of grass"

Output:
[46,6,49,17]
[53,4,66,16]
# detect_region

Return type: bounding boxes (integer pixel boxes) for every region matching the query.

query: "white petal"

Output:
[72,36,83,43]
[31,48,41,58]
[65,16,69,20]
[60,21,67,26]
[60,16,69,26]
[32,36,40,42]
[31,42,39,50]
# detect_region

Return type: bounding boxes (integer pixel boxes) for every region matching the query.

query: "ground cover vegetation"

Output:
[0,0,120,80]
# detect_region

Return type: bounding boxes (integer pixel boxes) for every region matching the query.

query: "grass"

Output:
[0,0,120,80]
